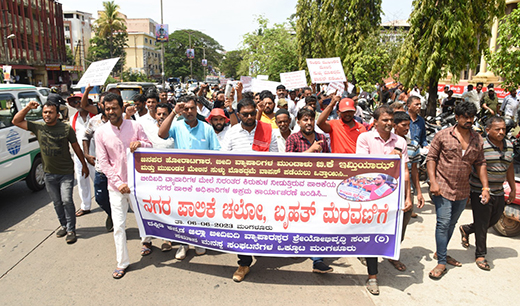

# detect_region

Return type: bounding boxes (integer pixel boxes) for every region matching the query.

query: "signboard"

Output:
[438,84,510,99]
[202,59,207,67]
[251,79,282,95]
[128,149,404,259]
[306,57,346,84]
[3,65,11,82]
[186,49,195,59]
[240,76,253,92]
[155,24,169,42]
[45,64,61,71]
[280,70,307,90]
[76,57,120,88]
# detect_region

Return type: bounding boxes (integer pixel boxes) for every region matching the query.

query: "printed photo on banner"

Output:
[186,49,195,59]
[128,149,405,259]
[155,24,169,42]
[202,59,207,66]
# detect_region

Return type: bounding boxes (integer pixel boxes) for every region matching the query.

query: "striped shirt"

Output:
[469,137,513,196]
[221,121,278,152]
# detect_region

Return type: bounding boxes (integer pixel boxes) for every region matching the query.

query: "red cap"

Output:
[206,108,230,123]
[338,98,356,112]
[67,93,83,101]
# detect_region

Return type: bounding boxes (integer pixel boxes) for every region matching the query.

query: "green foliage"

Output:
[88,1,128,74]
[220,50,244,79]
[163,30,224,81]
[295,0,382,81]
[121,70,155,82]
[393,0,505,115]
[65,45,74,65]
[487,8,520,92]
[239,16,299,81]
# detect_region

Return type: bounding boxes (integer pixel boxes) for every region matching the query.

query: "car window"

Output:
[0,93,17,129]
[18,92,43,121]
[39,89,50,97]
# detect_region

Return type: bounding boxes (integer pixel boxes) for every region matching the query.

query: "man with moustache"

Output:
[427,101,490,280]
[317,96,366,153]
[285,107,332,273]
[13,101,89,244]
[140,103,175,149]
[273,109,292,152]
[221,98,278,282]
[356,105,412,295]
[158,96,220,259]
[257,90,278,129]
[95,93,152,279]
[207,107,231,144]
[137,91,159,124]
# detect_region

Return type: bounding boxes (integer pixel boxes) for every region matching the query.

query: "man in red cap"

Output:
[206,108,231,144]
[317,96,366,153]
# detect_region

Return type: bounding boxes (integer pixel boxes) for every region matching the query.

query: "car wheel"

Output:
[26,156,45,191]
[493,214,520,237]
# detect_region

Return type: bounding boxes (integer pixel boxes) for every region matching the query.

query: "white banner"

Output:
[76,57,120,88]
[280,70,307,90]
[3,65,12,82]
[306,57,347,84]
[240,76,253,92]
[251,79,282,95]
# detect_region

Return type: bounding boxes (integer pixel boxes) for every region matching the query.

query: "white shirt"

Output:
[501,94,520,119]
[221,121,278,152]
[462,89,481,112]
[215,124,230,144]
[272,128,287,152]
[137,112,157,125]
[140,120,174,149]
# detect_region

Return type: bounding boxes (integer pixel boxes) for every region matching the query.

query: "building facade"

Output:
[63,10,92,74]
[0,0,68,86]
[124,18,162,80]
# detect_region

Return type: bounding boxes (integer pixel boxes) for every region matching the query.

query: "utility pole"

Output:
[160,0,165,88]
[189,33,192,80]
[203,47,206,82]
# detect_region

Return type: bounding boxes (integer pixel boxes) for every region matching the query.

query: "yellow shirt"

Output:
[261,112,278,129]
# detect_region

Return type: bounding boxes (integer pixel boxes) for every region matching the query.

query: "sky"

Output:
[57,0,414,51]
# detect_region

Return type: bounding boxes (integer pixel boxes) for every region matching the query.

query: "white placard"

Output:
[251,79,282,94]
[76,57,120,88]
[257,75,269,81]
[326,81,345,95]
[306,57,346,84]
[280,70,307,90]
[240,76,253,92]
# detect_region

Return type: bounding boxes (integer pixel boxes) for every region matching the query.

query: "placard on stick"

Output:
[280,70,307,90]
[77,58,120,88]
[306,57,346,84]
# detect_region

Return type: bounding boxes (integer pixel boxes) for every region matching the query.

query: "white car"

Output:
[0,84,46,191]
[36,87,50,103]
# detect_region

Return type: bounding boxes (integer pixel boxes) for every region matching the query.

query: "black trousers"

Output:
[238,255,253,267]
[462,192,505,258]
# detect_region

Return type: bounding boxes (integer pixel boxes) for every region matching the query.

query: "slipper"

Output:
[388,259,407,271]
[161,241,172,252]
[112,268,126,279]
[433,253,462,267]
[459,226,470,248]
[476,259,491,271]
[365,279,380,295]
[429,267,447,280]
[141,242,152,256]
[75,209,91,217]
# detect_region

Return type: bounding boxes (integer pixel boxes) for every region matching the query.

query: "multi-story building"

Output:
[0,0,68,86]
[124,18,162,80]
[63,10,92,74]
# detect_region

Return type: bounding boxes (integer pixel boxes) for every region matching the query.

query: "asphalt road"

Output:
[0,181,519,306]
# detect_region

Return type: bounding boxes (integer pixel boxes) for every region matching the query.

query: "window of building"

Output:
[64,13,73,19]
[66,38,71,44]
[65,26,70,32]
[145,38,148,44]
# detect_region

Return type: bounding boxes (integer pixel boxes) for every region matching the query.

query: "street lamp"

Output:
[3,33,15,64]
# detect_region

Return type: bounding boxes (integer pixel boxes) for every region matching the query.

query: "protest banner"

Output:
[251,79,282,95]
[306,57,347,84]
[155,24,169,42]
[257,75,269,81]
[128,149,404,259]
[280,70,307,90]
[3,65,12,82]
[76,58,120,88]
[240,76,253,92]
[326,82,345,95]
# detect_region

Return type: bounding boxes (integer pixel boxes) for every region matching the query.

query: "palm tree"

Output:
[95,1,126,57]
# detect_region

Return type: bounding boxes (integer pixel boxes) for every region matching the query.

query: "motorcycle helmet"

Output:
[505,118,516,135]
[50,86,58,93]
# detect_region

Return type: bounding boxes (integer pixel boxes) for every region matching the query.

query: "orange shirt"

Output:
[329,119,366,153]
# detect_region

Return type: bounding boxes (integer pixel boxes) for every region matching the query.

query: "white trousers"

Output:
[108,190,151,269]
[74,155,95,210]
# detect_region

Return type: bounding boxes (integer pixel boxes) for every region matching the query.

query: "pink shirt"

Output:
[356,130,409,163]
[95,119,152,191]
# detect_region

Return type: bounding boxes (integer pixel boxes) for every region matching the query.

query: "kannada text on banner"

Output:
[128,149,404,259]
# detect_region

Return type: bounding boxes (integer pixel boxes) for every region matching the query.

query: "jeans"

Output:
[311,257,323,264]
[44,173,76,232]
[94,171,111,216]
[432,195,467,265]
[462,192,505,258]
[237,255,253,267]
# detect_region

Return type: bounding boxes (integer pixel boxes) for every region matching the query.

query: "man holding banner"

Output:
[356,104,412,295]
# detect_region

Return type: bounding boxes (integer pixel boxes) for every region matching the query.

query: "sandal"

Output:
[161,241,172,252]
[112,268,126,279]
[365,278,379,295]
[388,259,407,271]
[141,242,152,256]
[476,259,491,271]
[428,267,447,280]
[433,253,462,267]
[75,209,91,217]
[459,226,470,248]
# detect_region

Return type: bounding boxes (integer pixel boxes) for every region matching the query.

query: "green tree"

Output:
[88,1,128,74]
[295,0,382,81]
[163,30,224,81]
[239,16,298,81]
[393,0,505,116]
[220,50,244,79]
[65,45,74,65]
[487,8,520,92]
[122,70,155,82]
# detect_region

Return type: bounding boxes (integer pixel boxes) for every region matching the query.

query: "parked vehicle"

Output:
[106,82,157,103]
[0,84,45,191]
[495,176,520,236]
[36,87,50,103]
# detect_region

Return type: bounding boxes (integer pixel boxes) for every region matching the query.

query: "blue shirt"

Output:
[168,119,221,150]
[408,114,428,147]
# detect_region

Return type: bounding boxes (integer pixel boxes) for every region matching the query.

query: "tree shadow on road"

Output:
[376,246,431,291]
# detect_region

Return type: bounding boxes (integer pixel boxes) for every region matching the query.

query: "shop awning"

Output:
[0,65,35,70]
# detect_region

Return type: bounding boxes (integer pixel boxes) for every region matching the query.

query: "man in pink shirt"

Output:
[356,104,412,295]
[95,93,152,279]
